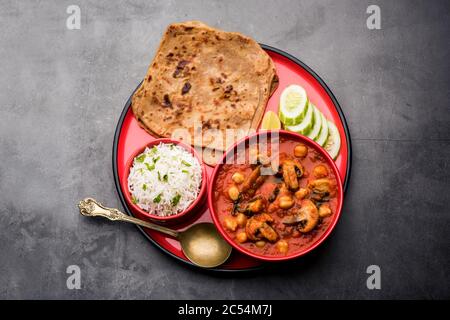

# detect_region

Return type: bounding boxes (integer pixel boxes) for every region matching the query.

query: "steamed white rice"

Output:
[128,143,202,216]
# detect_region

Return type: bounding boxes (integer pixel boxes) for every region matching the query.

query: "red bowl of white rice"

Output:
[122,138,207,224]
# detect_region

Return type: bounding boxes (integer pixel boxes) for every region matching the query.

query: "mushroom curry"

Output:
[213,138,338,257]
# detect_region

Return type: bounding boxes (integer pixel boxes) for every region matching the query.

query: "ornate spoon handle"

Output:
[78,198,179,238]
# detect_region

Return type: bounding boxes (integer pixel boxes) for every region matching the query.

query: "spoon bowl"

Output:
[78,198,232,268]
[179,223,232,268]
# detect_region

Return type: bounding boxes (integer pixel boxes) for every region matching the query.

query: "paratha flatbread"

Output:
[132,21,278,151]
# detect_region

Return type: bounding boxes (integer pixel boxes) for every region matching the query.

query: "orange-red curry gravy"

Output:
[213,137,338,257]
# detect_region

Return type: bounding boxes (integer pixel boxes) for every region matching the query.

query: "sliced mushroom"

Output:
[244,195,265,215]
[282,215,303,226]
[281,160,298,191]
[252,176,267,194]
[293,159,304,178]
[233,195,265,216]
[296,199,319,233]
[308,178,336,201]
[241,166,267,196]
[268,185,280,202]
[241,166,259,192]
[281,159,304,191]
[256,153,271,166]
[282,199,319,233]
[246,213,278,242]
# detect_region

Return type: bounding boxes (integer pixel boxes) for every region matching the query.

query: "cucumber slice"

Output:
[279,85,308,126]
[324,121,341,160]
[306,104,322,140]
[285,101,314,135]
[315,112,329,147]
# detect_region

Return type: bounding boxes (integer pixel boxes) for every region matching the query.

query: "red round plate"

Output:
[113,45,352,271]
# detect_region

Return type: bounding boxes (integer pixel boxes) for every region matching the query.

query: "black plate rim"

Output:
[112,44,352,272]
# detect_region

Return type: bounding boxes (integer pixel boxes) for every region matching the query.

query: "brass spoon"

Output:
[78,198,232,268]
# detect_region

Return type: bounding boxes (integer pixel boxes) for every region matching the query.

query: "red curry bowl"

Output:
[208,130,344,262]
[122,138,207,225]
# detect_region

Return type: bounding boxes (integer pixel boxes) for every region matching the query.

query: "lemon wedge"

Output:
[260,111,281,130]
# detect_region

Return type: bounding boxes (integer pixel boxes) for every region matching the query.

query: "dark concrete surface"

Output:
[0,0,449,299]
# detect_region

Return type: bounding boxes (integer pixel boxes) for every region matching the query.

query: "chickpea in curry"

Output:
[214,138,338,257]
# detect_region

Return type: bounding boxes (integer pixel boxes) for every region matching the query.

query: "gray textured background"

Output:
[0,0,449,299]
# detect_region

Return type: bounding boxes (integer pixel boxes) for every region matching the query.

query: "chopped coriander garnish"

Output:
[131,196,138,204]
[171,194,181,206]
[181,160,191,167]
[153,156,160,163]
[145,163,155,171]
[170,144,174,150]
[153,193,162,203]
[142,184,147,191]
[182,169,189,174]
[158,171,161,181]
[136,154,146,163]
[163,174,168,182]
